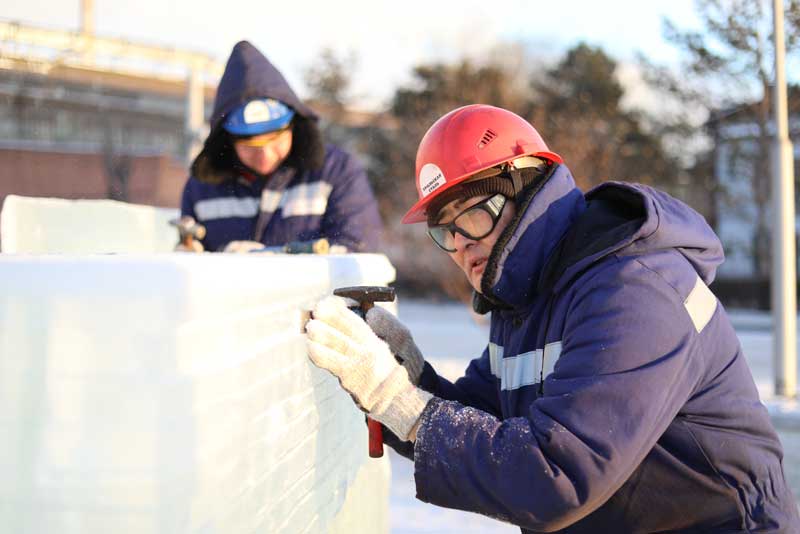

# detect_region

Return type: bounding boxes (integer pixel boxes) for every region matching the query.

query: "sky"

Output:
[0,0,710,110]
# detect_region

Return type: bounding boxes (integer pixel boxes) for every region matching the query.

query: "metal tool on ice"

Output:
[170,215,206,251]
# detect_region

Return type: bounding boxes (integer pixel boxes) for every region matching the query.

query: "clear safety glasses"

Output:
[426,194,507,252]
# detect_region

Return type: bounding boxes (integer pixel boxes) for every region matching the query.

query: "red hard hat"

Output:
[402,104,562,224]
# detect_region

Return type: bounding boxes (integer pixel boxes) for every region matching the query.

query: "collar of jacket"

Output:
[473,164,586,314]
[536,183,649,295]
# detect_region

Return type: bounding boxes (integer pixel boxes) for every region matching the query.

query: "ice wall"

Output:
[0,253,394,533]
[0,195,179,253]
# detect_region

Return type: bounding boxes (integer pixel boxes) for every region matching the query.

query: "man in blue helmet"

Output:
[180,41,382,253]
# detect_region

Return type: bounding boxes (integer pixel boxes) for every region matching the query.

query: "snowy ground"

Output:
[388,300,800,534]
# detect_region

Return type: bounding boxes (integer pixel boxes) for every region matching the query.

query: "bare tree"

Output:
[304,48,358,128]
[530,43,682,192]
[659,0,800,277]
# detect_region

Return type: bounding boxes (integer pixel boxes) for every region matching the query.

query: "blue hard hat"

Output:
[223,98,295,136]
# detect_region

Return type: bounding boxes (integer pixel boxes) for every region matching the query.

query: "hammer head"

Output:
[170,216,207,240]
[334,286,395,310]
[302,286,395,333]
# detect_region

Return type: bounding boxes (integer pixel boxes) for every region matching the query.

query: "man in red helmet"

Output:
[306,105,799,533]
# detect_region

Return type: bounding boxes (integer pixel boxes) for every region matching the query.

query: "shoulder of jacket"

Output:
[315,145,365,185]
[566,251,708,330]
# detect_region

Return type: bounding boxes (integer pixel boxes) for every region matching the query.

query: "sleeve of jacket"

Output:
[418,350,502,417]
[319,147,383,252]
[180,178,196,219]
[180,177,211,250]
[412,258,710,532]
[383,350,502,460]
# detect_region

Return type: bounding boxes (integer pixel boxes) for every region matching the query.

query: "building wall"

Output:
[713,118,800,280]
[714,137,762,278]
[0,147,187,209]
[0,66,212,160]
[0,63,212,216]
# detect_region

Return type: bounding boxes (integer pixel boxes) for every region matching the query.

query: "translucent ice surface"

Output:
[0,253,394,533]
[1,195,179,253]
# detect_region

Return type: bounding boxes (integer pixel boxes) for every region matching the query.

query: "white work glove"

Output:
[366,307,425,385]
[306,296,433,441]
[222,240,264,253]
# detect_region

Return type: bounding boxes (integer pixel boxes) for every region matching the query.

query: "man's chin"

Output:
[470,275,483,293]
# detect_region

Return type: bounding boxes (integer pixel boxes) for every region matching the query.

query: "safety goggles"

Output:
[232,126,292,148]
[426,194,507,252]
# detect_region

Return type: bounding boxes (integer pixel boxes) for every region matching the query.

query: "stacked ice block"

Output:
[0,195,179,254]
[0,253,394,533]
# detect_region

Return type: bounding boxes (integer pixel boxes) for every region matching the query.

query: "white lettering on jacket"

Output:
[489,341,563,391]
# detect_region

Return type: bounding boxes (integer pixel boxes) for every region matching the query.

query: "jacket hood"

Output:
[552,182,724,290]
[210,40,317,130]
[477,173,724,313]
[191,41,323,184]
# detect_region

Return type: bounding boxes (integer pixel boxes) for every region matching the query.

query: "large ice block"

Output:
[0,253,394,533]
[0,195,179,253]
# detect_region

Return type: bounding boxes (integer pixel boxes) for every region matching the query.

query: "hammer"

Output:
[333,285,396,458]
[170,216,206,252]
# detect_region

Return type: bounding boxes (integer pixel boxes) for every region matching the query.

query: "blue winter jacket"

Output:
[181,41,382,252]
[410,164,800,533]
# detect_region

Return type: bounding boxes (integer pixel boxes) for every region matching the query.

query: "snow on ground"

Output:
[388,300,800,534]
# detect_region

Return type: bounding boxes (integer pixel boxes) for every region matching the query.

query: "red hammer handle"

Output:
[367,417,384,458]
[332,286,396,460]
[363,302,384,458]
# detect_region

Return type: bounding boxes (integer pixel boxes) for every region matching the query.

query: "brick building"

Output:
[0,19,220,215]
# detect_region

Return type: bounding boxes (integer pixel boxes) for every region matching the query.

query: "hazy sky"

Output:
[1,0,707,108]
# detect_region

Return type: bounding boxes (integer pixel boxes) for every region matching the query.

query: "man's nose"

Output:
[257,145,278,161]
[452,230,476,252]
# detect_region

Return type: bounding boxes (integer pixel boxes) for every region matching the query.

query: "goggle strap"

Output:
[427,176,513,225]
[426,166,545,225]
[509,169,525,195]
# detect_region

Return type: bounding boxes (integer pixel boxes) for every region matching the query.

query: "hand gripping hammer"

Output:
[333,285,396,458]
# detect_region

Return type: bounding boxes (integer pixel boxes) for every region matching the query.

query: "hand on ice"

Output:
[174,241,204,253]
[366,307,425,385]
[222,240,264,253]
[306,296,432,441]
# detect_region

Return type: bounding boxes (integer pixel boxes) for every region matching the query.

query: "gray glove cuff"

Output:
[370,369,433,441]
